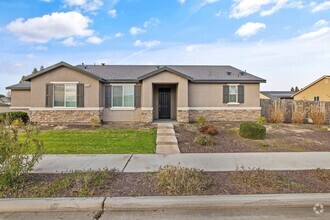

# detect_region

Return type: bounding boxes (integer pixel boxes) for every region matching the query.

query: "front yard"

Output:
[24,127,157,154]
[175,122,330,153]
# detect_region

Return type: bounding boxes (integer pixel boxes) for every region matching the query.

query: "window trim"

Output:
[228,84,239,104]
[53,83,78,108]
[111,84,135,108]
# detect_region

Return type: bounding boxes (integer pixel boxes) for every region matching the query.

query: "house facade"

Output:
[7,62,266,124]
[293,76,330,101]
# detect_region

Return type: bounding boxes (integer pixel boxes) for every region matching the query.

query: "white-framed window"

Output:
[112,85,134,107]
[314,96,320,101]
[229,85,238,103]
[53,83,77,107]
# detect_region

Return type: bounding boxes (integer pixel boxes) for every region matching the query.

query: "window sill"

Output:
[110,107,136,111]
[227,102,240,105]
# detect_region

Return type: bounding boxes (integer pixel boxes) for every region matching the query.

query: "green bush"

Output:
[195,116,206,126]
[239,121,266,140]
[256,117,266,124]
[157,165,212,195]
[194,135,215,146]
[0,120,43,188]
[0,112,29,124]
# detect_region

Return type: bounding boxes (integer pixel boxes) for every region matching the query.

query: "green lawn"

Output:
[25,129,156,154]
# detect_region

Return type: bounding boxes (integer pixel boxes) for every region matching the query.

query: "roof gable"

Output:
[137,66,193,81]
[23,61,105,82]
[292,75,330,97]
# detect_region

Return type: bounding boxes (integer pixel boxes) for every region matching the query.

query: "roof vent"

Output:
[240,71,245,76]
[82,62,84,66]
[227,72,231,75]
[101,63,105,66]
[84,66,87,69]
[156,66,160,69]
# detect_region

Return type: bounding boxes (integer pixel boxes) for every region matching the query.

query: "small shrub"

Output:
[199,124,218,135]
[310,106,325,125]
[291,110,304,124]
[239,121,266,140]
[157,165,212,195]
[256,117,266,124]
[270,110,284,123]
[195,116,206,126]
[0,112,29,124]
[90,118,101,128]
[194,135,215,146]
[0,119,43,188]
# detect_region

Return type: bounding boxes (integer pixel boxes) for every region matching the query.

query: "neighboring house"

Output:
[6,61,266,124]
[0,97,11,106]
[260,91,294,100]
[292,75,330,101]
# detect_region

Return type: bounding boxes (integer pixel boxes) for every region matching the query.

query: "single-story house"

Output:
[260,91,294,100]
[6,61,266,124]
[292,75,330,101]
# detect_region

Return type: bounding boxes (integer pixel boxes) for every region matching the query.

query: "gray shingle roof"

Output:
[6,81,31,90]
[261,91,294,100]
[7,62,266,90]
[76,64,266,83]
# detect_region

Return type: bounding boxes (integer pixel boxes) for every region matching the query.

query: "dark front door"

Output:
[158,88,171,119]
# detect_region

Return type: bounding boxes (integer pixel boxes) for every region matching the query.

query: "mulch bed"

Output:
[175,122,330,153]
[1,170,330,198]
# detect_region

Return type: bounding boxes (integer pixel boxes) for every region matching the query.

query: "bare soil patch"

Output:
[1,169,329,198]
[175,122,330,153]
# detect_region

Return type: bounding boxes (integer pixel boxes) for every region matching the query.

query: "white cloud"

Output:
[200,0,219,7]
[62,37,78,46]
[108,9,117,18]
[230,0,303,18]
[215,11,221,16]
[6,11,93,43]
[186,45,200,52]
[64,0,103,11]
[178,0,186,4]
[315,19,328,27]
[27,53,37,59]
[115,32,124,38]
[235,22,266,37]
[134,40,160,48]
[143,17,160,28]
[311,1,330,12]
[297,27,330,40]
[31,45,48,51]
[86,36,103,44]
[130,26,145,35]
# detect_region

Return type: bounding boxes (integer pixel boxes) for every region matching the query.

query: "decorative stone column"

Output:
[177,107,189,123]
[141,107,153,123]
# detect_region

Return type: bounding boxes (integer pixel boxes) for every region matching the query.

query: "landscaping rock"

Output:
[304,118,313,124]
[53,125,68,130]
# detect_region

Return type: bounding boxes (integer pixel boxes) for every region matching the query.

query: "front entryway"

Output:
[158,88,171,119]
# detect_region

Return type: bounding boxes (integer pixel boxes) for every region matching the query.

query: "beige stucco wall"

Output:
[10,90,31,108]
[188,83,260,107]
[152,84,177,120]
[30,67,100,107]
[102,108,141,122]
[141,71,188,108]
[294,77,330,101]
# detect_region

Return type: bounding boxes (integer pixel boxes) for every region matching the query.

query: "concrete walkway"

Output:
[32,152,330,173]
[156,123,180,155]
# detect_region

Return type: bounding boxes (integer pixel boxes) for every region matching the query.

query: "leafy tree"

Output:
[40,66,44,71]
[0,94,4,98]
[295,86,299,92]
[0,119,43,188]
[290,87,295,92]
[19,75,25,83]
[32,68,38,74]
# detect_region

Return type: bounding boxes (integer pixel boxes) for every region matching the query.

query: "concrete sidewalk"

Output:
[32,152,330,173]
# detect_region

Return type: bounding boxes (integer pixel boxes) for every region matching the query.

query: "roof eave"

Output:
[192,79,266,84]
[137,66,194,81]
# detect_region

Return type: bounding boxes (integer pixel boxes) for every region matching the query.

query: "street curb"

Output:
[104,194,330,211]
[1,194,329,213]
[0,197,104,213]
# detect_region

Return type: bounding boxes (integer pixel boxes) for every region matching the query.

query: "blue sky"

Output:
[1,0,330,95]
